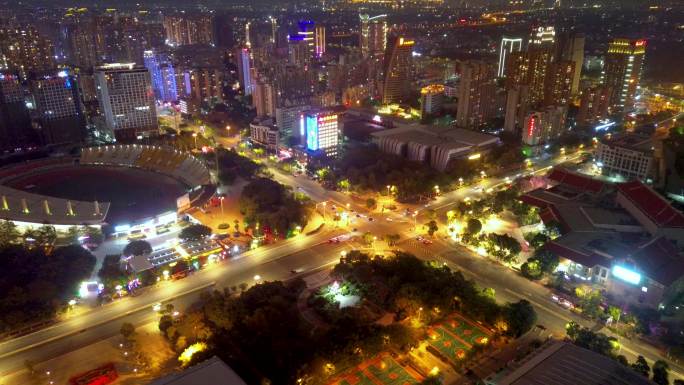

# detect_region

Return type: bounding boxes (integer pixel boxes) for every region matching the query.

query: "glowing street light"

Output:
[219,196,225,216]
[192,132,198,149]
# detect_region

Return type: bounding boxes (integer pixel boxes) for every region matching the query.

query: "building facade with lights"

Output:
[302,110,339,158]
[603,38,646,110]
[95,63,158,140]
[521,105,567,146]
[382,37,414,105]
[420,84,444,116]
[360,14,387,58]
[595,133,655,182]
[497,36,523,78]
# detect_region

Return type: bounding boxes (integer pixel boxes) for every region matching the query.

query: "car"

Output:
[416,236,424,242]
[368,217,374,221]
[422,239,433,245]
[328,238,340,244]
[356,214,362,218]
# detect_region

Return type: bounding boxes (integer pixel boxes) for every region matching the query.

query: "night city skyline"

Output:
[0,0,683,384]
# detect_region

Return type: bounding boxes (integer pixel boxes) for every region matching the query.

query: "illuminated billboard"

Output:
[612,265,641,285]
[306,115,319,151]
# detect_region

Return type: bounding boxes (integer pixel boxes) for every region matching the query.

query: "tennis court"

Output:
[426,313,491,364]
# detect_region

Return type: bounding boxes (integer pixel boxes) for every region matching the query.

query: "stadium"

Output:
[0,145,213,236]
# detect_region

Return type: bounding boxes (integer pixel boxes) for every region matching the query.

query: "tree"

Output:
[466,218,482,235]
[366,198,377,210]
[65,226,82,245]
[84,226,104,245]
[521,260,542,280]
[98,254,126,289]
[234,219,240,233]
[123,240,152,256]
[426,220,439,237]
[608,306,621,325]
[159,315,173,334]
[652,360,669,385]
[505,300,537,337]
[120,322,135,340]
[632,356,650,377]
[179,224,212,241]
[0,220,20,246]
[362,232,374,246]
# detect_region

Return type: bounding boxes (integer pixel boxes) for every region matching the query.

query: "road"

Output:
[2,147,682,381]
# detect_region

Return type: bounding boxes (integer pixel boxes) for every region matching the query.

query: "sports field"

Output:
[7,166,187,223]
[426,313,491,364]
[329,354,422,385]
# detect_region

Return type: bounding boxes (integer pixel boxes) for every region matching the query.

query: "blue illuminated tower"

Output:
[144,50,178,103]
[302,110,339,158]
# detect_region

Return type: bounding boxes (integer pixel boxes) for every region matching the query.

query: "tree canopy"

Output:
[123,240,152,256]
[239,178,311,237]
[179,224,212,241]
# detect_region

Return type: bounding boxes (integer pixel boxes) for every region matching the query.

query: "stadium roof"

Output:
[547,167,607,194]
[0,185,109,226]
[631,236,684,286]
[148,356,247,385]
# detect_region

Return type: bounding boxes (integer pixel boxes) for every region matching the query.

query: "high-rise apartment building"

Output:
[162,14,213,47]
[315,25,326,58]
[144,51,178,102]
[456,61,497,128]
[95,63,157,140]
[360,14,387,58]
[303,110,339,157]
[29,71,86,145]
[64,19,105,69]
[543,60,575,106]
[504,85,531,133]
[382,37,414,105]
[176,67,223,103]
[0,25,55,76]
[253,80,276,118]
[577,85,612,126]
[522,105,567,146]
[0,74,33,150]
[505,26,556,106]
[603,38,646,110]
[420,84,445,117]
[497,36,523,78]
[557,32,585,95]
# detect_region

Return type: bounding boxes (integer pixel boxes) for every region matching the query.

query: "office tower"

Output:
[577,85,612,126]
[0,25,56,76]
[0,74,33,150]
[162,14,213,47]
[456,61,497,128]
[95,63,157,140]
[176,67,224,102]
[276,104,310,142]
[603,38,646,110]
[29,70,86,145]
[236,48,253,96]
[522,105,567,146]
[543,60,575,106]
[303,110,339,157]
[497,36,523,78]
[144,51,178,102]
[315,25,326,58]
[64,19,105,69]
[530,26,556,46]
[253,80,276,117]
[359,14,388,58]
[420,84,445,116]
[382,37,414,105]
[557,32,584,95]
[506,26,556,106]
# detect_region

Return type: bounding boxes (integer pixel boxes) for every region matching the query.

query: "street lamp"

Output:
[322,201,327,220]
[219,196,225,216]
[386,185,391,197]
[192,132,198,149]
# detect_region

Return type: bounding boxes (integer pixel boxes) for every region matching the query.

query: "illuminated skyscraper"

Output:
[382,37,414,105]
[497,36,523,78]
[359,14,387,58]
[0,25,55,76]
[603,38,646,110]
[315,25,326,58]
[269,17,277,44]
[302,110,339,157]
[236,48,254,96]
[253,80,276,117]
[577,85,612,126]
[143,50,178,102]
[505,26,556,106]
[95,63,157,140]
[456,61,497,128]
